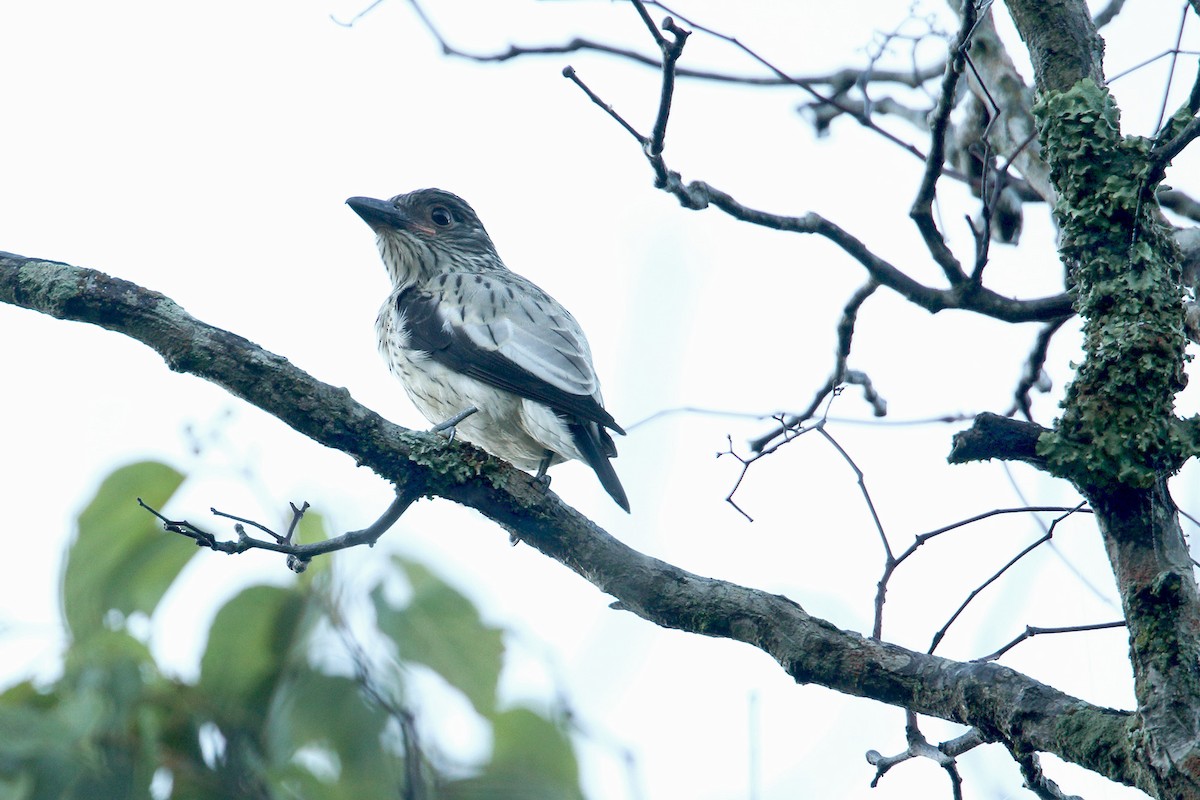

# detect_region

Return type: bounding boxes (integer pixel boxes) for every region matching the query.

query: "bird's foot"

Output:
[429,406,478,444]
[530,451,554,493]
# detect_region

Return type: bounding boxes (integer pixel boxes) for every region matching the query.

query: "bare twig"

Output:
[402,0,940,88]
[872,505,1093,641]
[561,9,1074,325]
[977,620,1126,662]
[1010,316,1071,421]
[644,0,936,165]
[718,414,829,522]
[139,490,417,572]
[909,0,981,286]
[866,712,981,799]
[928,503,1089,654]
[1161,188,1200,222]
[750,280,882,453]
[818,427,895,610]
[562,66,645,142]
[1093,0,1128,28]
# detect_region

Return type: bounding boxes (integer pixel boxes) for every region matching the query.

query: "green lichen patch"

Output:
[1033,79,1190,489]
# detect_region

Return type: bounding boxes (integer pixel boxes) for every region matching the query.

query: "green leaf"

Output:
[373,557,503,717]
[444,708,582,800]
[265,670,399,798]
[491,708,580,790]
[198,585,307,722]
[62,460,192,642]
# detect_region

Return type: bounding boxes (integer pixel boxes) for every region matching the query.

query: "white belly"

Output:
[376,300,580,470]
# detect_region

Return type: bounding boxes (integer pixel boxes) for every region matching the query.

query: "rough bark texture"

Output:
[1004,0,1200,796]
[0,251,1149,791]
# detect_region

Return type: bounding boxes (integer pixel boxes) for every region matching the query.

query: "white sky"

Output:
[1,1,1197,798]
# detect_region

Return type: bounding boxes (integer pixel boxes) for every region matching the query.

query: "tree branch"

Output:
[402,0,942,89]
[0,251,1147,791]
[947,412,1049,467]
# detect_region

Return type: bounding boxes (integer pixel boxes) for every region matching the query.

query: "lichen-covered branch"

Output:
[0,251,1148,791]
[1004,0,1200,795]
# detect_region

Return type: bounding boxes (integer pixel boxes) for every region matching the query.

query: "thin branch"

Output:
[626,405,973,432]
[999,463,1117,608]
[909,0,980,287]
[643,0,937,165]
[872,505,1094,641]
[1154,4,1192,135]
[330,0,385,28]
[560,10,1074,326]
[750,280,882,452]
[1092,0,1128,28]
[718,415,829,522]
[140,491,416,572]
[1161,188,1200,222]
[1149,115,1200,183]
[866,712,979,799]
[401,0,941,88]
[1010,316,1071,422]
[647,15,689,155]
[1146,10,1200,184]
[1012,750,1085,800]
[658,181,1075,321]
[928,504,1088,655]
[977,621,1126,663]
[562,66,645,141]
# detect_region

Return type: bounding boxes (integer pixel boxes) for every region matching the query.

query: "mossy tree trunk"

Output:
[1009,1,1200,795]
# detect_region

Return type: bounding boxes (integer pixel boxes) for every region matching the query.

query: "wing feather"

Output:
[397,281,625,434]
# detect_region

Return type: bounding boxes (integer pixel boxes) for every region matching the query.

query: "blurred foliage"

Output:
[0,460,584,800]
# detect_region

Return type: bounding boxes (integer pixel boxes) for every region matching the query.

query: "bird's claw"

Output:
[430,406,479,443]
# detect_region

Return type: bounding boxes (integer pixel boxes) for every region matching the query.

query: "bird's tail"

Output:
[569,422,630,513]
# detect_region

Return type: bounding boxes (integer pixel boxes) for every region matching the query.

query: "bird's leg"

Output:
[430,405,478,444]
[531,450,554,492]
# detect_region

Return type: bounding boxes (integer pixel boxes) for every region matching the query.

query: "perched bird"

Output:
[347,188,629,512]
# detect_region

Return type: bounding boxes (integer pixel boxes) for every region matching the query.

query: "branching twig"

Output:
[928,503,1089,654]
[872,505,1093,640]
[910,1,981,287]
[718,415,828,522]
[750,279,882,453]
[1146,10,1200,184]
[139,490,416,572]
[562,11,1074,324]
[643,0,937,164]
[399,0,940,88]
[866,711,981,799]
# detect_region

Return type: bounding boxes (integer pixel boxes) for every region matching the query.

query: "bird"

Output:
[347,188,630,512]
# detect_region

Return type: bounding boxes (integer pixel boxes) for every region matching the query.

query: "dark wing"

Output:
[396,281,625,434]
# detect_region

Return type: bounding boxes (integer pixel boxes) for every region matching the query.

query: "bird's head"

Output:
[347,189,500,285]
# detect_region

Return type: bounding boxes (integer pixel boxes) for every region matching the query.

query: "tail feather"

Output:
[569,422,630,513]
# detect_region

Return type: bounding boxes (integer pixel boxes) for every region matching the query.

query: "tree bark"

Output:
[0,251,1152,792]
[1004,1,1200,795]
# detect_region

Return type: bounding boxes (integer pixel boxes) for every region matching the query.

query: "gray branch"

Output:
[0,251,1145,791]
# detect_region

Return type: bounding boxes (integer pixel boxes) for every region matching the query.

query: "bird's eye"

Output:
[430,206,453,227]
